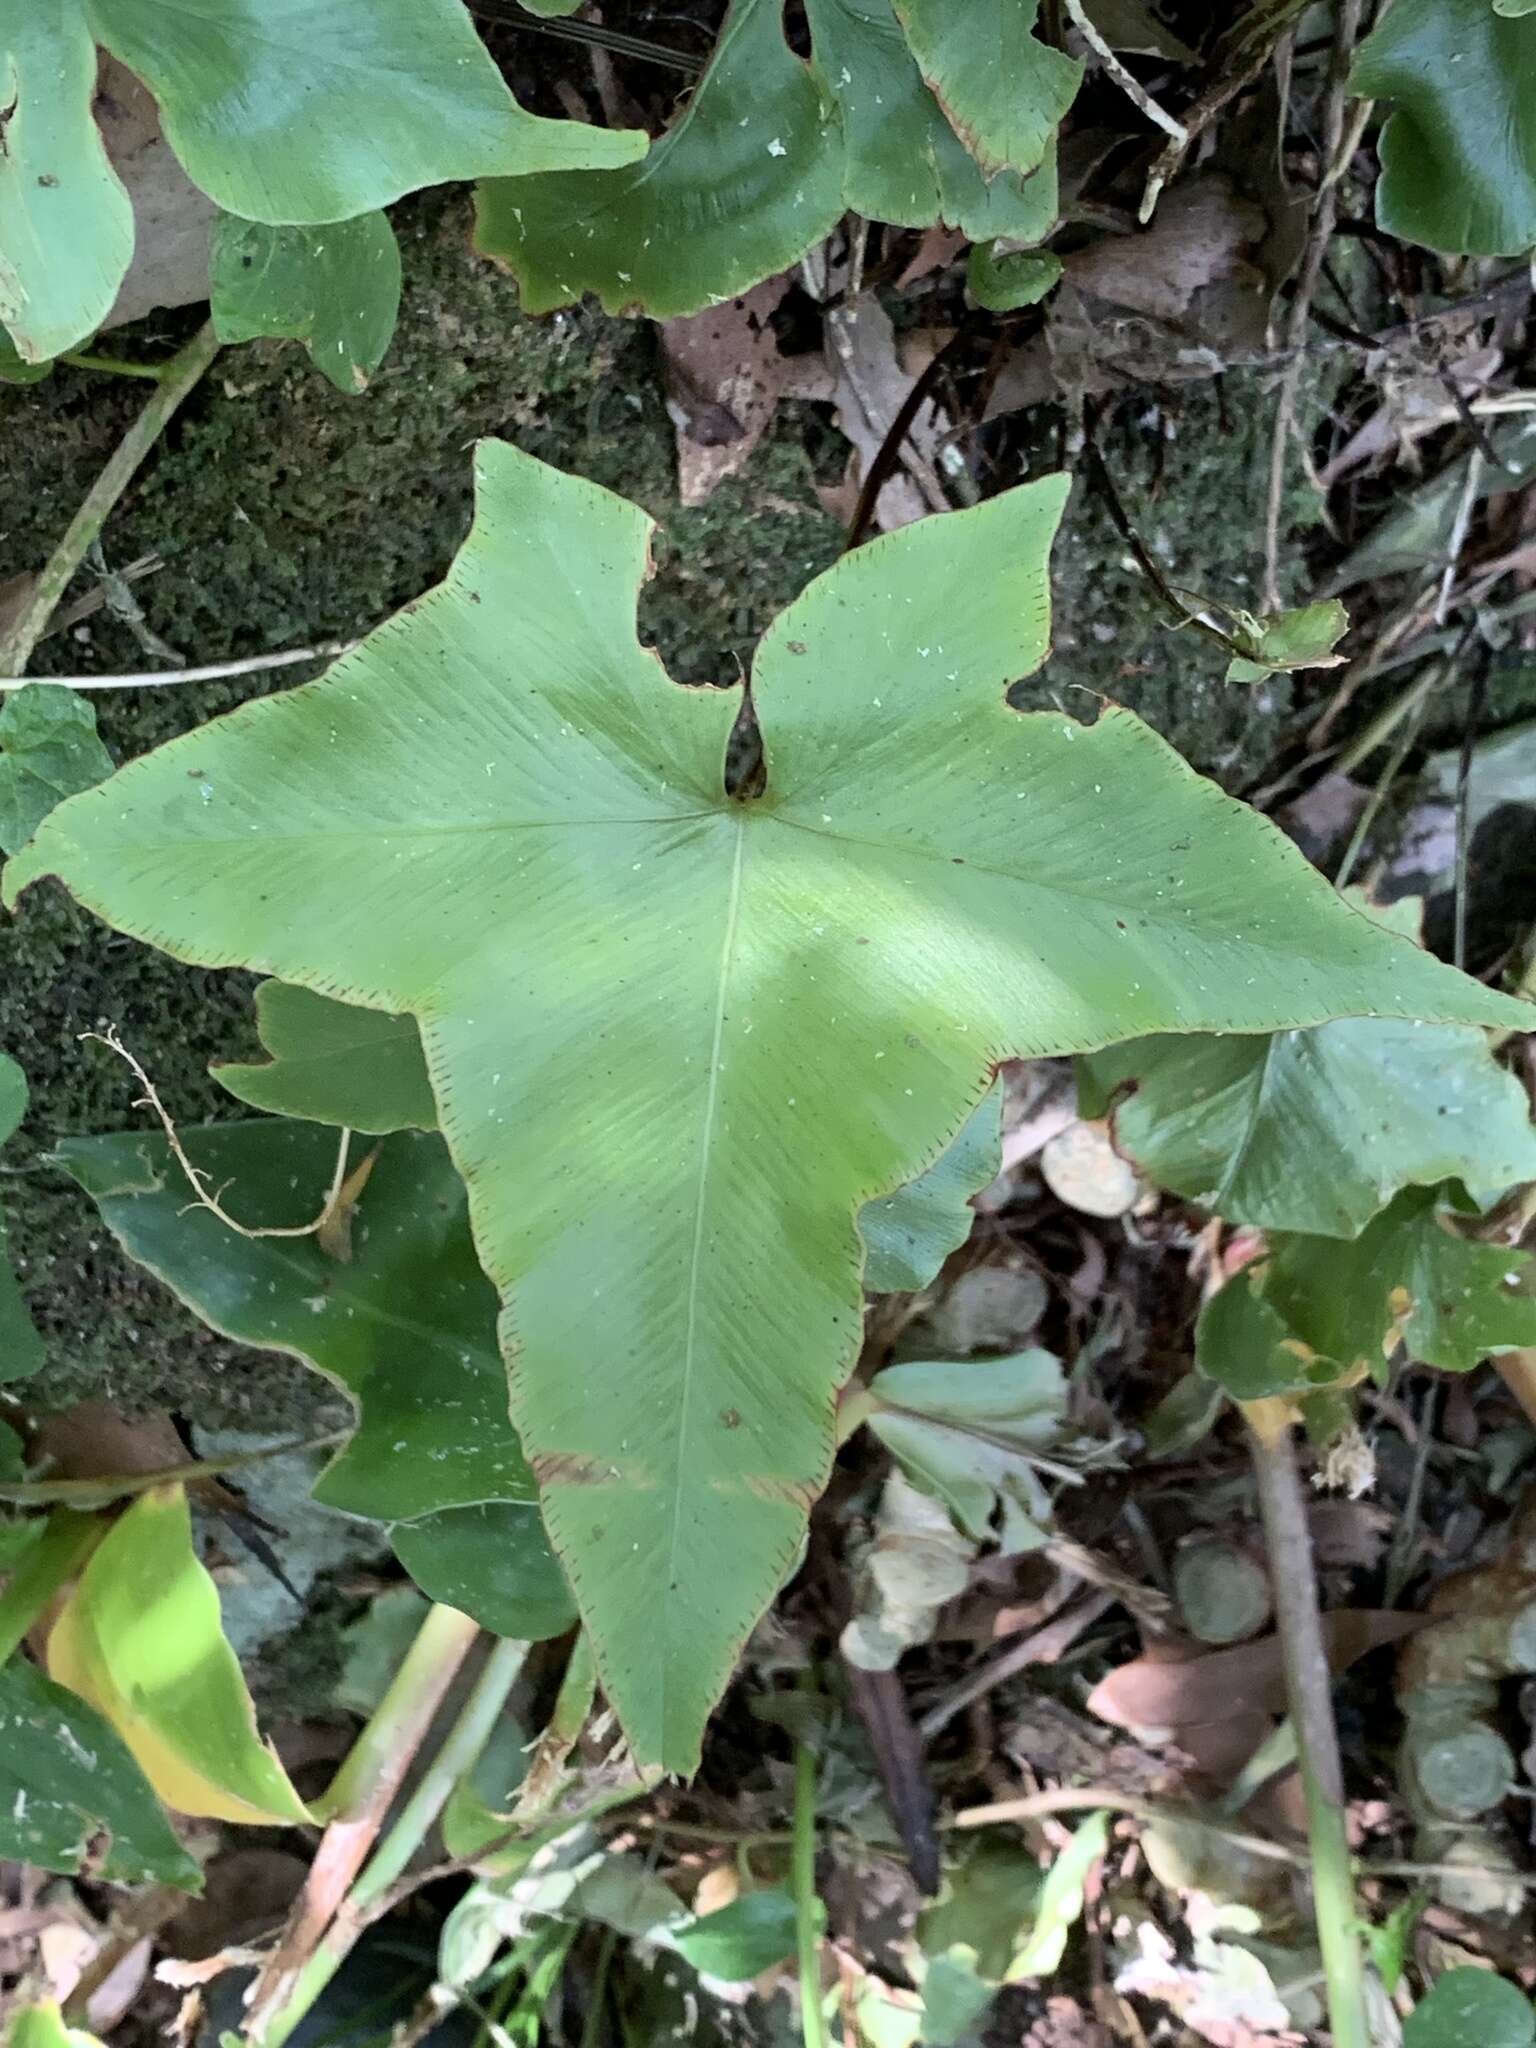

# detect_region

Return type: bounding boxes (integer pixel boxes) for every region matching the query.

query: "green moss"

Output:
[1027,376,1320,791]
[0,187,839,1427]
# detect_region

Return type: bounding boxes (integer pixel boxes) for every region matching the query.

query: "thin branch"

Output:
[244,1604,481,2037]
[0,323,220,677]
[1062,0,1187,143]
[84,1027,352,1242]
[1245,1403,1370,2048]
[1453,647,1489,972]
[1,641,356,692]
[1262,0,1365,611]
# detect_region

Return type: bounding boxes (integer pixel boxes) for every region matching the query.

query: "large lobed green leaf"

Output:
[1,0,645,362]
[1351,0,1536,256]
[7,441,1527,1771]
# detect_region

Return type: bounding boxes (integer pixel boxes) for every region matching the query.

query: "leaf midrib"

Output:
[662,806,746,1745]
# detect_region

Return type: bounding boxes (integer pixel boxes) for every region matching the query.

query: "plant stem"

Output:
[59,351,170,382]
[243,1604,481,2035]
[0,322,219,677]
[1245,1401,1370,2048]
[254,1634,528,2048]
[792,1697,828,2048]
[0,1510,103,1663]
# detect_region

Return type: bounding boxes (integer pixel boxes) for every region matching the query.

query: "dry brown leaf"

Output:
[660,278,825,506]
[316,1144,380,1265]
[822,299,952,533]
[1066,178,1266,323]
[1087,1610,1425,1731]
[29,1399,188,1481]
[96,58,216,333]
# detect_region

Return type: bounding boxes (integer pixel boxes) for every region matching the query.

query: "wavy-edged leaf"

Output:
[866,1349,1065,1550]
[1350,0,1536,256]
[475,0,844,317]
[1263,1189,1536,1376]
[968,244,1062,312]
[393,1502,577,1641]
[56,1121,533,1521]
[1198,1190,1536,1400]
[87,0,646,223]
[0,5,133,363]
[7,442,1527,1771]
[859,1078,1002,1293]
[0,1053,42,1386]
[0,687,115,857]
[805,0,1060,238]
[894,0,1082,179]
[1081,1016,1536,1238]
[1402,1970,1536,2048]
[0,1656,200,1887]
[213,982,436,1133]
[209,211,401,395]
[46,1484,310,1825]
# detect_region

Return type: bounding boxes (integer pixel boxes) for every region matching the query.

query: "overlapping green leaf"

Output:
[1351,0,1536,255]
[209,212,402,395]
[864,1349,1066,1551]
[1403,1970,1536,2048]
[895,0,1081,179]
[0,1055,42,1386]
[860,1079,1002,1292]
[968,244,1062,312]
[1198,1189,1536,1401]
[213,982,435,1132]
[392,1503,577,1641]
[806,0,1060,238]
[1,0,645,362]
[6,2001,107,2048]
[476,0,845,318]
[88,0,646,220]
[0,9,133,363]
[0,1655,200,1886]
[57,1120,533,1521]
[1081,1015,1536,1238]
[47,1484,310,1825]
[0,688,114,857]
[8,440,1527,1771]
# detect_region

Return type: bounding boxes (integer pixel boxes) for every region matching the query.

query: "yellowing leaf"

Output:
[47,1484,311,1826]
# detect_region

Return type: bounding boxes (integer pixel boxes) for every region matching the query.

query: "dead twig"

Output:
[1262,0,1365,611]
[0,325,220,678]
[84,1027,353,1242]
[1062,0,1187,147]
[0,642,356,692]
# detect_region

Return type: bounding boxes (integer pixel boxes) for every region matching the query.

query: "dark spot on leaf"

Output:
[787,640,807,655]
[37,173,58,188]
[721,1407,741,1429]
